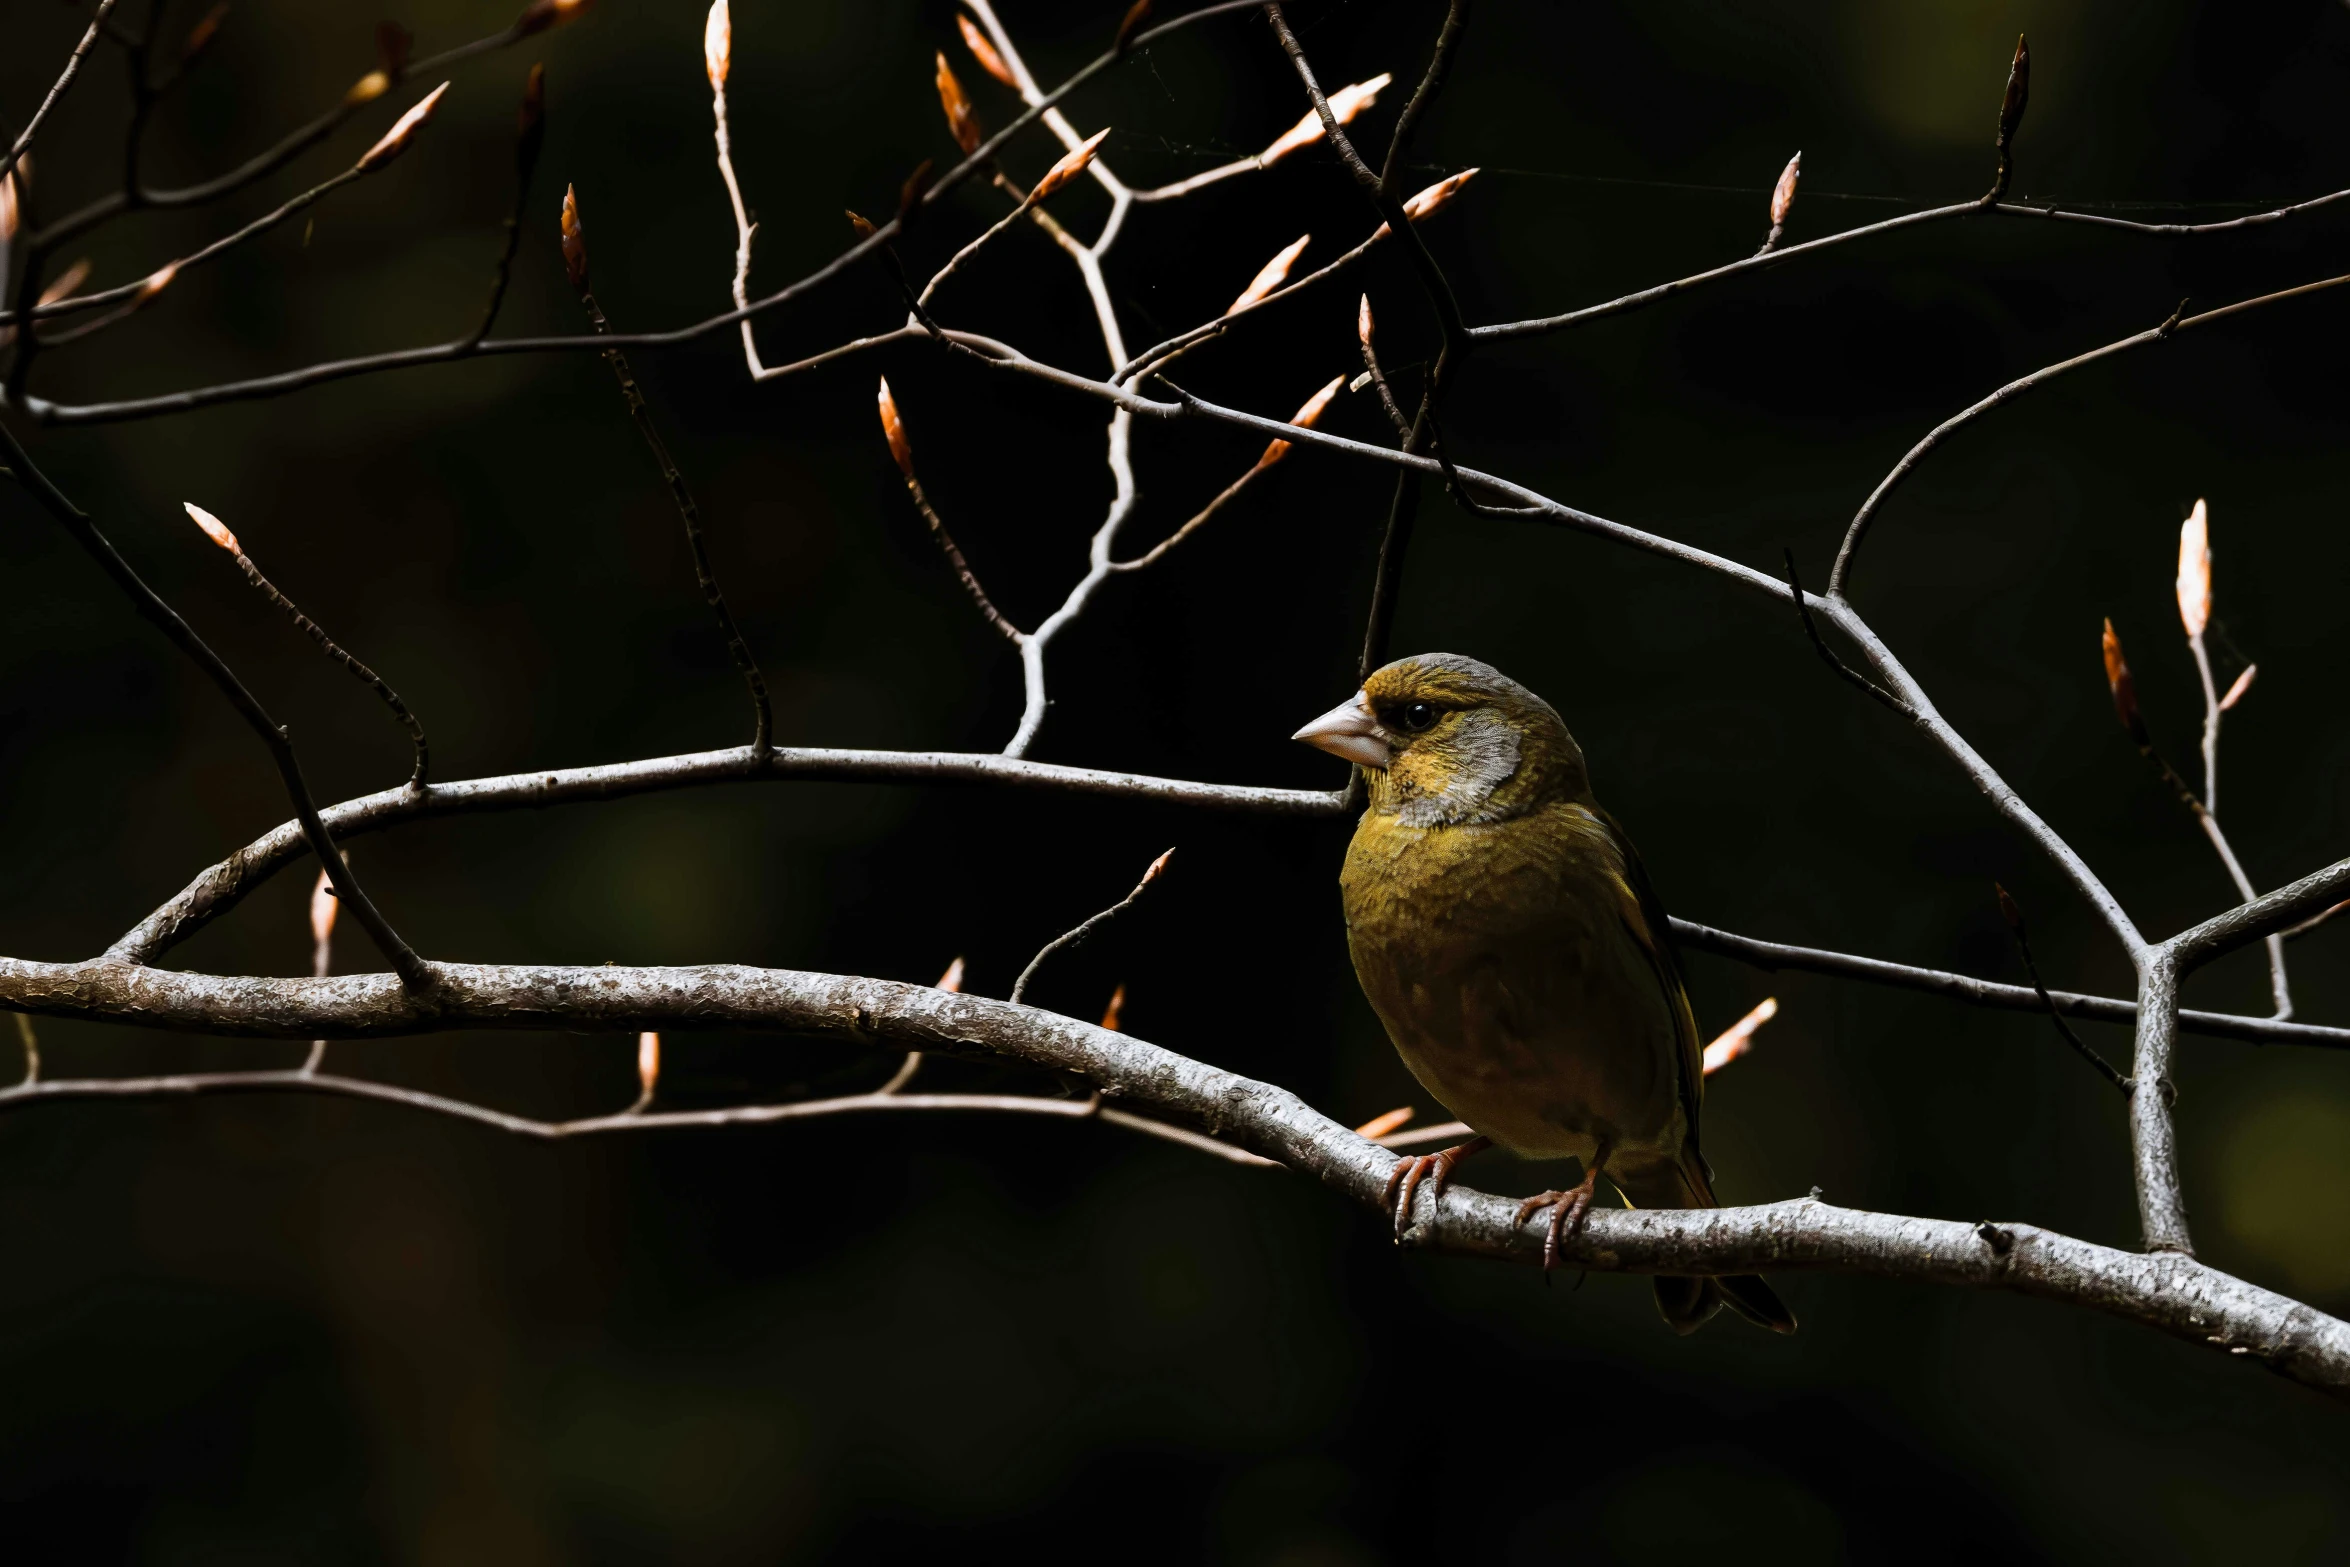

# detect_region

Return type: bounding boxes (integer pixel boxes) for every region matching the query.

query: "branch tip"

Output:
[935,52,983,156]
[38,260,93,310]
[558,182,587,290]
[1400,166,1475,221]
[1256,373,1346,469]
[1996,35,2031,151]
[1115,0,1154,55]
[1259,73,1391,166]
[356,82,450,172]
[2101,617,2149,747]
[704,0,731,90]
[635,1030,660,1107]
[1701,996,1777,1076]
[956,12,1017,88]
[2176,499,2211,639]
[876,376,915,478]
[1030,127,1110,205]
[1770,151,1801,228]
[1230,234,1311,314]
[1985,33,2029,200]
[182,2,230,61]
[182,501,241,554]
[899,159,936,223]
[516,0,590,40]
[309,866,340,947]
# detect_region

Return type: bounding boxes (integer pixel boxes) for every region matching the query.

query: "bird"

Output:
[1293,652,1795,1335]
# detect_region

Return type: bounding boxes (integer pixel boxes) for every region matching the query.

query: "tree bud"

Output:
[183,502,241,554]
[356,81,449,171]
[1258,74,1391,165]
[1228,235,1310,314]
[956,13,1017,87]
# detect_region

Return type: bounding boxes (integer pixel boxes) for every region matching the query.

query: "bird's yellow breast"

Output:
[1341,797,1692,1162]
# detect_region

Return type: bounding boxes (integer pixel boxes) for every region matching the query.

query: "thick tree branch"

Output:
[2130,947,2190,1252]
[0,954,2343,1399]
[2174,855,2350,971]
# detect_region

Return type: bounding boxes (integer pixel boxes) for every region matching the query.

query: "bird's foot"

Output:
[1383,1135,1490,1241]
[1514,1157,1606,1274]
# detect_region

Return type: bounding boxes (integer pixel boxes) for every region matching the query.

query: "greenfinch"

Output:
[1294,653,1795,1335]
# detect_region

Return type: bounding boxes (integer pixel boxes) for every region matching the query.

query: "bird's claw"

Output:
[1514,1159,1605,1274]
[1383,1135,1490,1242]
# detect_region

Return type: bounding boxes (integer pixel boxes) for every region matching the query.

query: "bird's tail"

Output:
[1612,1156,1797,1337]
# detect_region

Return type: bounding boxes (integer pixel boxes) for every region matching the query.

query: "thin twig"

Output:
[1355,296,1414,441]
[1012,849,1174,1005]
[0,0,122,191]
[570,276,774,752]
[2184,601,2291,1018]
[0,1067,1274,1164]
[1781,549,1915,718]
[1109,461,1272,572]
[1668,918,2347,1049]
[225,541,431,788]
[2282,899,2349,942]
[1994,885,2131,1092]
[879,380,1027,644]
[22,171,2350,430]
[1831,278,2350,597]
[0,422,429,988]
[465,64,546,348]
[29,14,559,250]
[7,166,367,329]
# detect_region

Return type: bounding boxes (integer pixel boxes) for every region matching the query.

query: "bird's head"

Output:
[1292,653,1590,826]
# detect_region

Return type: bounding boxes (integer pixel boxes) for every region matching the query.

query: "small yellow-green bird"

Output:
[1294,652,1795,1335]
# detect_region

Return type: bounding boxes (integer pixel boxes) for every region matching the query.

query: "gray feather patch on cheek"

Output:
[1395,711,1524,827]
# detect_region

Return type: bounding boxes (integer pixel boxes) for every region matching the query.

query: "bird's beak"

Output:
[1291,690,1394,769]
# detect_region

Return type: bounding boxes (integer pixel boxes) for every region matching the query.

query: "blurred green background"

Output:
[4,0,2348,1559]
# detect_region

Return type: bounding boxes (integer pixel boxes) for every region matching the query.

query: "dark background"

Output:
[4,0,2348,1559]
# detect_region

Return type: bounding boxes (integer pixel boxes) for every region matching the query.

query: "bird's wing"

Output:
[1591,803,1708,1178]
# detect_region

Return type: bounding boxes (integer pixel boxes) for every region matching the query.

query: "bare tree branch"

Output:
[1667,919,2350,1049]
[0,422,429,989]
[0,0,121,192]
[8,0,2349,1421]
[1,955,2345,1399]
[28,7,572,250]
[1831,275,2350,596]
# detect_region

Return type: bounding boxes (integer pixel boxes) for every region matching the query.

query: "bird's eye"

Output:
[1399,701,1438,733]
